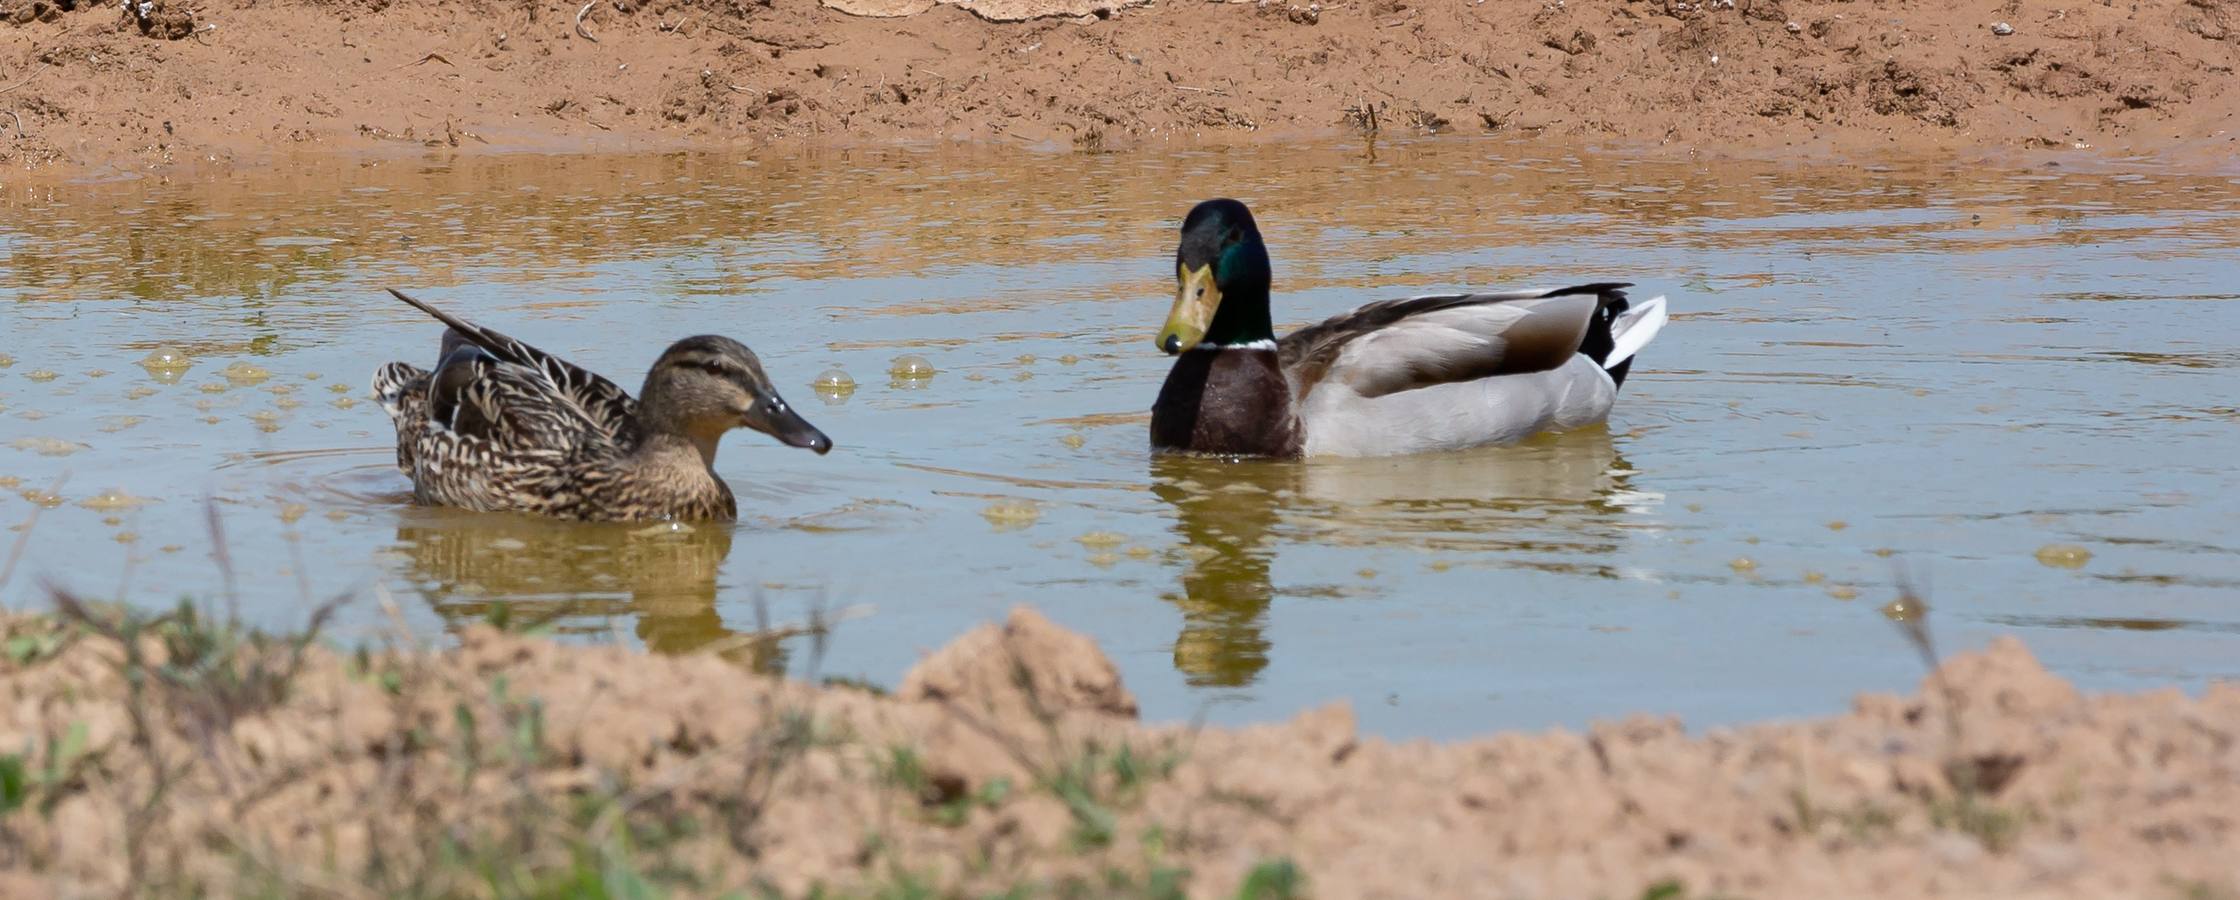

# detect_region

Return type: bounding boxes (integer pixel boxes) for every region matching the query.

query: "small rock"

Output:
[1991,21,2014,36]
[887,355,936,379]
[1929,832,1986,867]
[11,437,87,457]
[1785,20,1802,33]
[2034,544,2092,569]
[2020,841,2084,881]
[221,362,273,386]
[980,499,1040,529]
[79,489,148,511]
[899,606,1138,719]
[139,346,194,375]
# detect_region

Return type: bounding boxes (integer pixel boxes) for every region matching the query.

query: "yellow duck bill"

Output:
[1157,264,1222,354]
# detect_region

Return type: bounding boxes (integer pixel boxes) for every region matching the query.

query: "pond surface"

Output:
[2,141,2237,738]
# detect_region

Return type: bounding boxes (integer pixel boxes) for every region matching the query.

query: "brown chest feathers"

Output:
[1150,347,1303,458]
[557,437,740,523]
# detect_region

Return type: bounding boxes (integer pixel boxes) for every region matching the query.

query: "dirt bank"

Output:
[1,600,2235,897]
[2,0,2238,174]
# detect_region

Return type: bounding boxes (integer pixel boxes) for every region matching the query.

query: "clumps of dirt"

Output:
[1866,59,1968,128]
[899,605,1138,720]
[1,0,78,26]
[820,0,1146,23]
[119,0,198,39]
[3,0,2238,174]
[1,599,2237,898]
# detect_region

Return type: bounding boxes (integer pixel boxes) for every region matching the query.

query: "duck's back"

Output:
[1279,286,1663,457]
[373,353,656,520]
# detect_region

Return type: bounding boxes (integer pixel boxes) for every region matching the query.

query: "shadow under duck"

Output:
[1150,199,1669,458]
[372,289,831,522]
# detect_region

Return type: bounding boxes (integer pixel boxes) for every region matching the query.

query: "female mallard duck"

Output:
[371,289,832,522]
[1151,199,1668,458]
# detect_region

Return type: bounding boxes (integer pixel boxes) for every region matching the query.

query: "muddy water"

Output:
[2,142,2236,737]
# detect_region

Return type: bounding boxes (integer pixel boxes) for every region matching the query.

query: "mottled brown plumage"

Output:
[373,289,831,523]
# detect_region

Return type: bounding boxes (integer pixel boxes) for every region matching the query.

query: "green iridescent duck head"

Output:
[1159,198,1276,354]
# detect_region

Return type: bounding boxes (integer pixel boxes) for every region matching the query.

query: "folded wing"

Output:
[1281,284,1625,400]
[387,288,640,440]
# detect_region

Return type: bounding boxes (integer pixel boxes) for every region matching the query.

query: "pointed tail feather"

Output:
[1606,295,1666,368]
[388,288,534,368]
[1601,294,1666,390]
[389,288,476,335]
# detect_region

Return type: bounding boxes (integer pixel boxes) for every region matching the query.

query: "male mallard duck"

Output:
[372,289,831,522]
[1151,199,1668,458]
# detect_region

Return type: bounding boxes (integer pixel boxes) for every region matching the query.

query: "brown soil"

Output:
[1,603,2236,898]
[3,0,2239,175]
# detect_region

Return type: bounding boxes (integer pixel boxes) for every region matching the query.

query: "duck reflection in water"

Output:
[389,510,797,672]
[1149,428,1650,689]
[1150,454,1293,688]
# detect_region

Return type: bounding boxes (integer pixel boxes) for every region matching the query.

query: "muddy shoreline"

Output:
[1,603,2235,897]
[4,0,2239,176]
